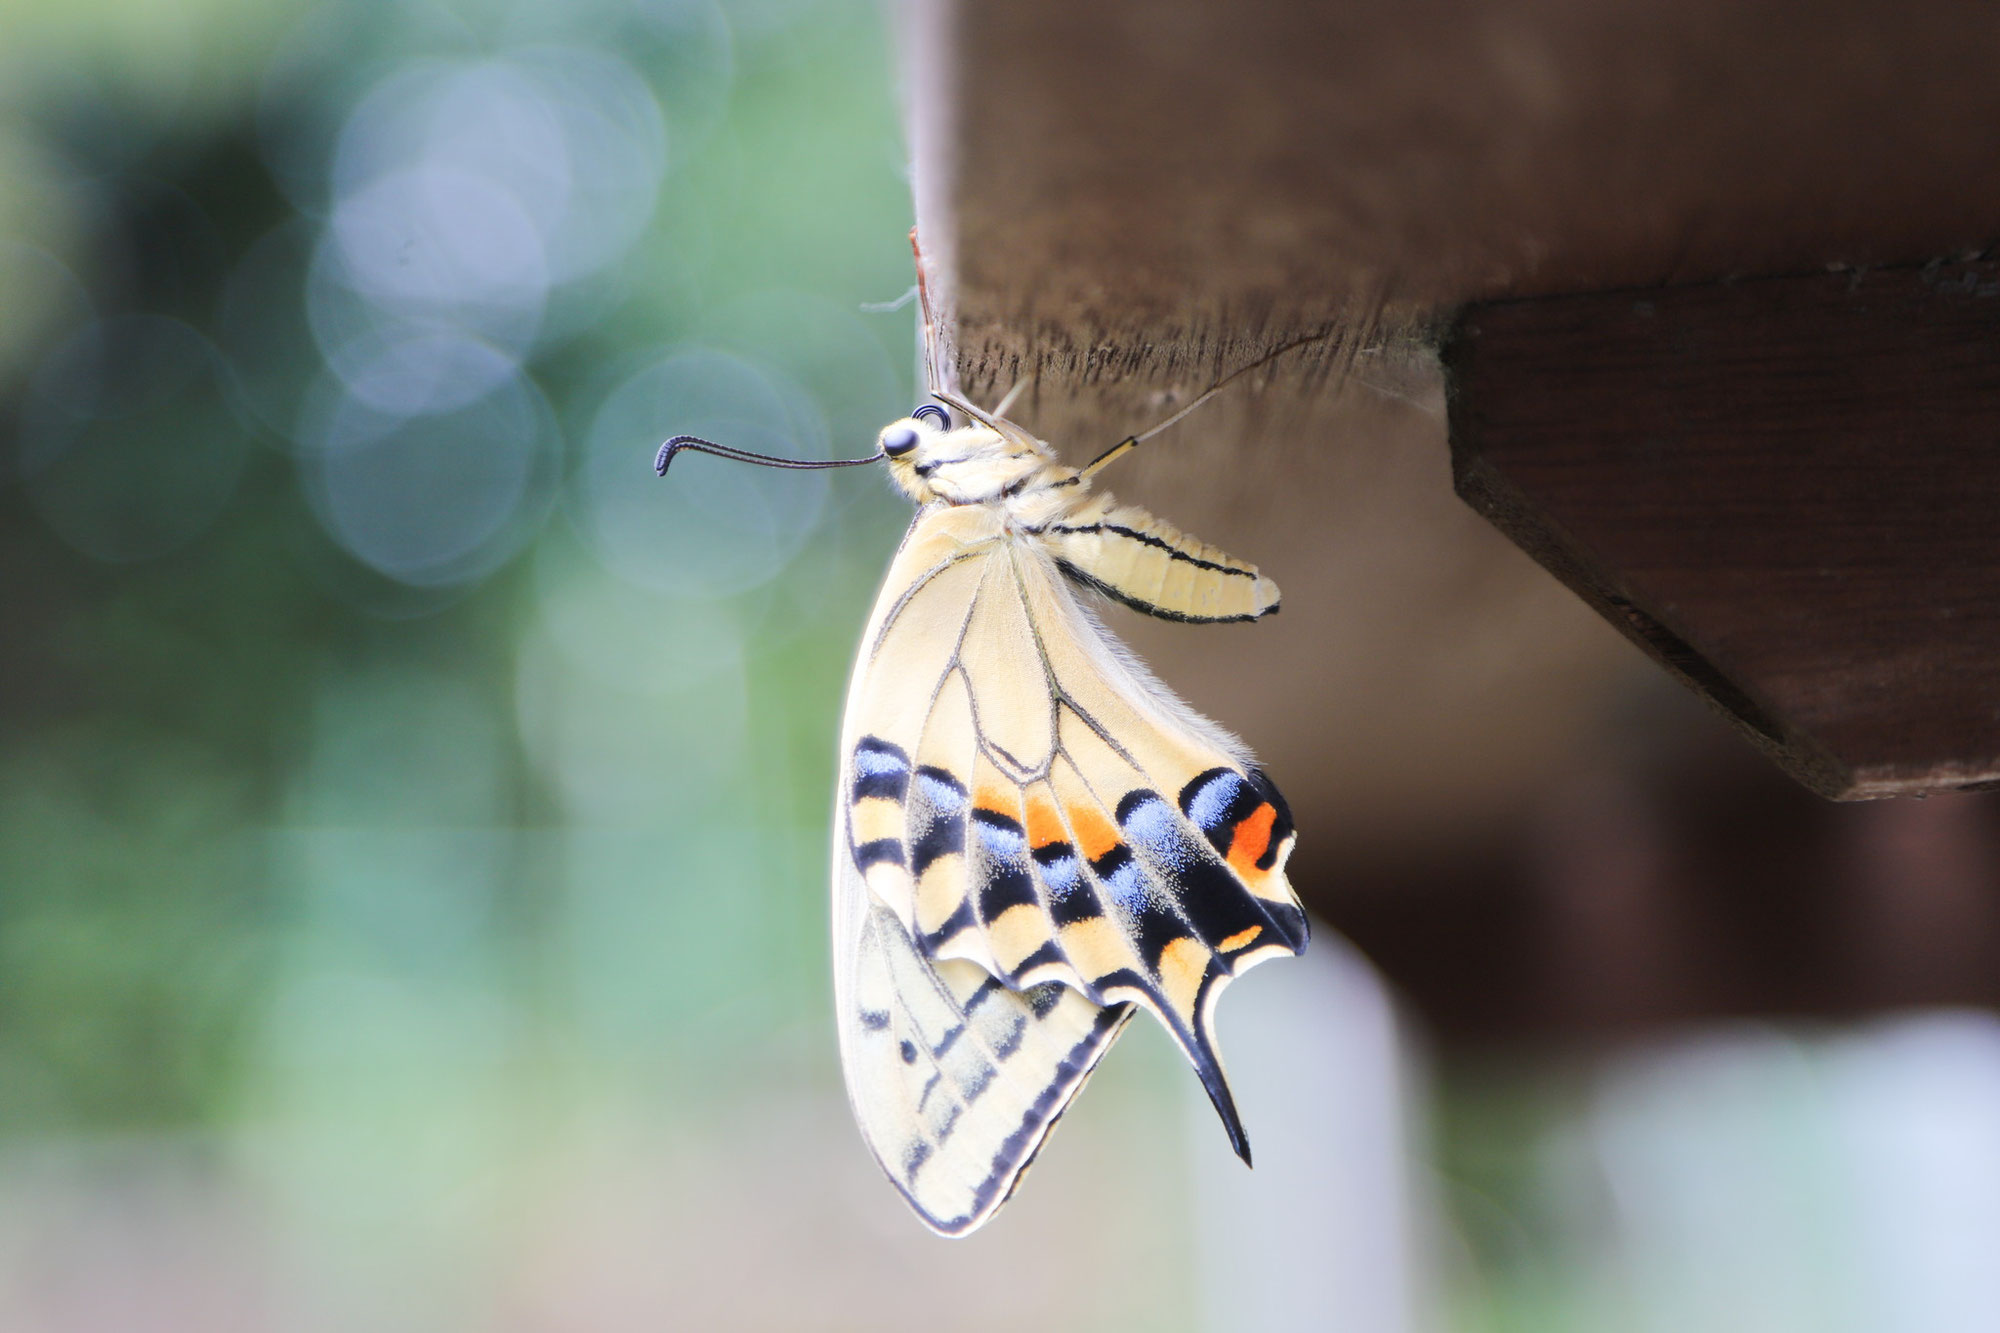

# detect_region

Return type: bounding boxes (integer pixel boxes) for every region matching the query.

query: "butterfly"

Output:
[656,360,1310,1235]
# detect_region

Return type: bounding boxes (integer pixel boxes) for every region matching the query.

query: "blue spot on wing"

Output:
[1181,769,1244,830]
[1179,769,1259,852]
[1123,784,1301,958]
[910,766,969,875]
[853,737,912,801]
[1031,842,1090,910]
[1090,843,1148,913]
[973,809,1039,922]
[971,807,1024,857]
[915,766,967,812]
[1117,791,1196,869]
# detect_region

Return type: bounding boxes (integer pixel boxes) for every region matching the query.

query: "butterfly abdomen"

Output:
[1033,497,1280,624]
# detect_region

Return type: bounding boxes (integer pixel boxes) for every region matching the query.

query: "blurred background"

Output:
[3,0,2000,1329]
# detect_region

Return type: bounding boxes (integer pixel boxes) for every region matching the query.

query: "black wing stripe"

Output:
[1045,523,1254,577]
[1117,788,1288,959]
[1031,840,1104,927]
[941,1002,1133,1234]
[908,765,968,877]
[852,736,912,801]
[1054,559,1267,625]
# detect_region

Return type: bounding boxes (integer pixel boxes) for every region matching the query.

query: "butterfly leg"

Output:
[992,376,1033,418]
[1079,326,1345,478]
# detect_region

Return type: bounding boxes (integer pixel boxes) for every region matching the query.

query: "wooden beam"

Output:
[1447,261,2000,799]
[902,0,2000,801]
[897,0,2000,1029]
[911,0,2000,401]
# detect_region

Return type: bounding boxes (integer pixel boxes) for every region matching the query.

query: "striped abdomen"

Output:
[1036,497,1280,623]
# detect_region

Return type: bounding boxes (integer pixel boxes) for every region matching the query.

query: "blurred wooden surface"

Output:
[1334,710,2000,1044]
[899,0,2000,1036]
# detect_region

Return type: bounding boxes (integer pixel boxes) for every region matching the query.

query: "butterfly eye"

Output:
[912,404,950,429]
[880,425,921,457]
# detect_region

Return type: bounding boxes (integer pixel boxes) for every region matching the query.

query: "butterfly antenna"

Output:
[1080,326,1342,479]
[654,435,886,477]
[929,387,1052,458]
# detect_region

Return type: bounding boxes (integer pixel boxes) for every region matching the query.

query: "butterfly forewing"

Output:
[833,503,1306,1228]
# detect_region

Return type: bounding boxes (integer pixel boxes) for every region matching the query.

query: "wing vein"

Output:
[866,539,1001,664]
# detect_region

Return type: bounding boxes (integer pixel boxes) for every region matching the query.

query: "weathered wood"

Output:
[1447,261,2000,799]
[910,0,2000,406]
[903,0,2000,802]
[898,0,2000,1029]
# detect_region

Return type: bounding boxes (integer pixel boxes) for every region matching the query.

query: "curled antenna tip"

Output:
[654,435,697,476]
[653,433,888,476]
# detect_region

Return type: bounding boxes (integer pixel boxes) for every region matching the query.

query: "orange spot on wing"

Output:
[972,785,1017,825]
[1226,804,1277,877]
[1218,925,1263,952]
[1023,787,1068,850]
[1066,801,1122,862]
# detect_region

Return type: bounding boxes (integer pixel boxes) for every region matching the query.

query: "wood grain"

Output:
[1447,260,2000,798]
[897,0,2000,1029]
[911,0,2000,403]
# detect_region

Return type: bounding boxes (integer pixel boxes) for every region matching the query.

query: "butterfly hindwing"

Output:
[833,502,1305,1232]
[840,885,1133,1235]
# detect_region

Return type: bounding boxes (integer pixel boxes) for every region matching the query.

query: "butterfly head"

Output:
[654,401,1066,508]
[877,401,1060,506]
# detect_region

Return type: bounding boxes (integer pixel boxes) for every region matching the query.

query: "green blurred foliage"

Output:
[0,0,914,1139]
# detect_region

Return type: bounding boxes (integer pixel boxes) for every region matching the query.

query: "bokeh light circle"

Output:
[578,348,832,597]
[331,49,665,289]
[328,166,551,327]
[499,47,668,281]
[297,370,560,587]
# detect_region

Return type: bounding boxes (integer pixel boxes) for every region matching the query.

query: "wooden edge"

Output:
[1442,321,1858,799]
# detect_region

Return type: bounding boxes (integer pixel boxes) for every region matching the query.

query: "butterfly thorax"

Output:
[876,415,1096,526]
[873,410,1281,622]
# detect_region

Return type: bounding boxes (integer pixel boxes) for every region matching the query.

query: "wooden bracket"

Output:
[1447,260,2000,798]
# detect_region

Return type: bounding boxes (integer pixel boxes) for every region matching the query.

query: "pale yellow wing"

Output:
[838,890,1133,1235]
[1036,494,1281,622]
[833,504,1305,1234]
[834,504,1133,1235]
